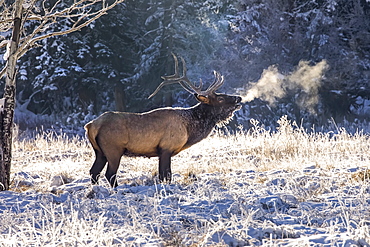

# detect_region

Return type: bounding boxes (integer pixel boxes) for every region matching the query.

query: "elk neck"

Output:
[180,103,227,147]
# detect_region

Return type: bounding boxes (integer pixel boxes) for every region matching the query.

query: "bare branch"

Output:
[0,0,125,79]
[0,0,14,33]
[0,63,6,79]
[18,0,124,59]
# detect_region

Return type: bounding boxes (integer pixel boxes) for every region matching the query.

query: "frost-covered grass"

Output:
[1,116,370,246]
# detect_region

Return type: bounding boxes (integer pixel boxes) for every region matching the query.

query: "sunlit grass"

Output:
[9,116,370,190]
[2,116,370,246]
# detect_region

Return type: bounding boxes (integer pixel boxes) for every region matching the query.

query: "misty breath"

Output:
[241,60,328,113]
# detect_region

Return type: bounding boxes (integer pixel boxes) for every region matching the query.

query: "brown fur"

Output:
[85,94,241,187]
[86,109,189,158]
[85,54,242,187]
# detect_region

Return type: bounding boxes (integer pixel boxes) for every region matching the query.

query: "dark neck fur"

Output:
[180,103,225,148]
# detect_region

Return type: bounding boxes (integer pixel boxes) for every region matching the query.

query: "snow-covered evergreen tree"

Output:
[1,0,369,131]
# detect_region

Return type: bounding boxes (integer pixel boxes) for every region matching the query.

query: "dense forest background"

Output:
[1,0,370,133]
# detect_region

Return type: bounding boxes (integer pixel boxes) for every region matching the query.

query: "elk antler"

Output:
[203,70,224,95]
[148,53,224,99]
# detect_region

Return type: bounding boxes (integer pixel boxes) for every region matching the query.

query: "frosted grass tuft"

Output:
[1,116,369,246]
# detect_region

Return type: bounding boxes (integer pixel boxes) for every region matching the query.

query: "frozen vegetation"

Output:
[0,117,370,246]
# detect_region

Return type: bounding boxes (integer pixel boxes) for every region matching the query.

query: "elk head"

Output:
[149,54,242,121]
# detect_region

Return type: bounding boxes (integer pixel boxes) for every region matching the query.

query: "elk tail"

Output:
[84,121,102,153]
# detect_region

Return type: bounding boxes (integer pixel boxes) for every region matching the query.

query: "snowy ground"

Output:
[1,117,370,246]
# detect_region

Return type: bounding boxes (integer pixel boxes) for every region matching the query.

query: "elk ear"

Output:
[195,94,210,104]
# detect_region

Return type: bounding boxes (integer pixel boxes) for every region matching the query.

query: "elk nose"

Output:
[235,96,242,103]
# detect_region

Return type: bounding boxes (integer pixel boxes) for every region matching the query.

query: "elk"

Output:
[85,54,242,187]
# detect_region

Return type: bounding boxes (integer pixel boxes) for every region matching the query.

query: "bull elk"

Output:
[85,54,242,187]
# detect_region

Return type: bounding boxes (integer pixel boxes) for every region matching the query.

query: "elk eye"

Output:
[217,96,225,103]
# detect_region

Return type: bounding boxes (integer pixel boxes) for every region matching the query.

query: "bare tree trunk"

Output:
[0,0,23,191]
[0,0,125,190]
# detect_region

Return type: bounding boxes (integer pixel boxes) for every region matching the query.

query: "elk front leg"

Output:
[158,150,172,183]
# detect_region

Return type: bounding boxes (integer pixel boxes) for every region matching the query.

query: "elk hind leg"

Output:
[90,149,107,184]
[159,150,172,183]
[105,154,122,188]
